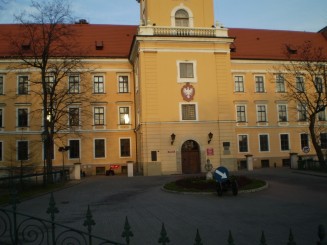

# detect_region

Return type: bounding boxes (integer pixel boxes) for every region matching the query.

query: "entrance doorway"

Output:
[181,140,201,174]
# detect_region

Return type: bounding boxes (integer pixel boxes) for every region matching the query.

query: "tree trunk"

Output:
[309,117,326,167]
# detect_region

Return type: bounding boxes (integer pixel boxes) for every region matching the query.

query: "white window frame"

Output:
[255,75,265,93]
[171,6,194,27]
[68,139,81,160]
[68,74,80,94]
[259,134,270,152]
[234,75,245,92]
[275,74,286,93]
[93,106,106,126]
[279,133,290,151]
[118,106,131,125]
[93,74,105,94]
[300,133,310,150]
[17,140,29,161]
[0,141,3,161]
[0,107,3,128]
[17,107,29,128]
[0,75,4,95]
[238,134,249,153]
[17,75,29,95]
[177,61,197,83]
[236,104,247,122]
[296,76,305,93]
[297,103,307,121]
[68,107,80,127]
[94,138,106,159]
[256,104,268,122]
[119,137,131,158]
[117,74,130,93]
[180,102,198,121]
[277,104,288,122]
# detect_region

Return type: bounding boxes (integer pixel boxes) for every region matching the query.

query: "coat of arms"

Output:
[181,83,195,102]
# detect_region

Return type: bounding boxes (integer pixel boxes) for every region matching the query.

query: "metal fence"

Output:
[0,191,326,245]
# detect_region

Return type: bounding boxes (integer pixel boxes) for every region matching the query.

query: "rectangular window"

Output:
[94,139,105,158]
[315,77,323,93]
[296,76,305,92]
[259,134,269,152]
[318,107,326,121]
[238,135,248,152]
[94,75,104,93]
[298,104,307,121]
[45,75,54,94]
[18,76,29,95]
[0,141,2,161]
[118,75,129,93]
[257,105,267,122]
[278,105,288,122]
[69,108,79,126]
[0,108,2,127]
[321,133,327,149]
[120,138,131,157]
[280,134,290,151]
[17,141,28,160]
[69,140,80,159]
[181,104,197,120]
[94,107,105,125]
[276,74,285,92]
[69,75,80,93]
[179,63,194,78]
[119,107,130,125]
[151,151,157,161]
[300,133,309,149]
[236,105,246,122]
[18,108,28,127]
[234,76,244,92]
[255,76,265,92]
[0,76,3,94]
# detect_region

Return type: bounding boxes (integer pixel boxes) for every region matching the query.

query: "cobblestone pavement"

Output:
[10,168,327,245]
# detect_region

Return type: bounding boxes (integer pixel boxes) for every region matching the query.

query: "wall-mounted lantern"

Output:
[208,132,213,144]
[171,133,176,145]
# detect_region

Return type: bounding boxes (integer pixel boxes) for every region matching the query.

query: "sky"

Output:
[0,0,326,32]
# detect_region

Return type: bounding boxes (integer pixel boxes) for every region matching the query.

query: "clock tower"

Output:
[132,0,237,175]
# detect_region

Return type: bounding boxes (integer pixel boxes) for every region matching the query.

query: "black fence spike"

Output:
[260,231,267,245]
[318,224,326,242]
[194,228,203,245]
[228,230,235,245]
[158,223,170,244]
[287,229,296,245]
[121,216,134,245]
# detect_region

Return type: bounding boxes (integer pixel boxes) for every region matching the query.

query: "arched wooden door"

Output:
[181,140,201,174]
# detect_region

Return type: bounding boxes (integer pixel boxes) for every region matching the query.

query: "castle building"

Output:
[0,0,326,176]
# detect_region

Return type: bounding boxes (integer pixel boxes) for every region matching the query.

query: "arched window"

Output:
[175,9,189,27]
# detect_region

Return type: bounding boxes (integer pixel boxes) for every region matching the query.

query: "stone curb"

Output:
[161,181,269,195]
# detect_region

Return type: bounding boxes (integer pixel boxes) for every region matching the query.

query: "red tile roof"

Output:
[228,28,327,60]
[0,24,326,60]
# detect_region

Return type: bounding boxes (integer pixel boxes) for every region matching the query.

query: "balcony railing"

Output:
[138,25,228,37]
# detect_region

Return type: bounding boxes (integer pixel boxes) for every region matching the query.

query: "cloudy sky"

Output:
[0,0,326,32]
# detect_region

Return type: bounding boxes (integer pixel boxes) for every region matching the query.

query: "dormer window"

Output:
[175,9,189,27]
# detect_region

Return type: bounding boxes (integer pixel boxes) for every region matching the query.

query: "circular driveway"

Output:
[16,168,327,245]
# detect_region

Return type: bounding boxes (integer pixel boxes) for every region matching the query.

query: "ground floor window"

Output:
[120,138,130,157]
[94,139,105,158]
[69,140,80,159]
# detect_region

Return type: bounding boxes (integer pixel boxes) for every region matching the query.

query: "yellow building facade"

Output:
[0,0,326,176]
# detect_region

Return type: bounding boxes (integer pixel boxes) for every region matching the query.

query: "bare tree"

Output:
[8,0,93,183]
[276,41,327,167]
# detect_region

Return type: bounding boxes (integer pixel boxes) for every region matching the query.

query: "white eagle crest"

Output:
[183,86,194,98]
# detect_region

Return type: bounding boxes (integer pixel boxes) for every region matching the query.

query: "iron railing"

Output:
[0,190,326,244]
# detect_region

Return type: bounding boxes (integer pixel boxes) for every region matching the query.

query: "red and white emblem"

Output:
[181,83,195,102]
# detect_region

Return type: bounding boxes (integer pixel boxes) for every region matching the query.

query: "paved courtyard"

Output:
[10,168,327,245]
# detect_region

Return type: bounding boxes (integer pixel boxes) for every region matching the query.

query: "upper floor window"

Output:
[255,76,265,92]
[177,61,196,83]
[296,76,305,93]
[275,74,285,92]
[17,108,28,127]
[238,135,248,152]
[280,134,290,151]
[69,75,80,94]
[120,138,131,157]
[0,108,3,128]
[298,104,307,121]
[181,103,197,121]
[94,75,104,94]
[236,105,246,122]
[94,139,105,158]
[314,77,323,93]
[175,9,189,27]
[45,75,54,94]
[259,134,269,152]
[318,107,326,121]
[0,141,2,161]
[277,104,288,122]
[69,108,80,126]
[0,76,3,94]
[94,107,105,125]
[234,76,244,92]
[18,75,29,95]
[118,75,129,93]
[320,133,327,149]
[69,139,80,159]
[119,107,130,125]
[256,105,267,122]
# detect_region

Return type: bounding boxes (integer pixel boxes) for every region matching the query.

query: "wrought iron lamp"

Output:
[170,133,176,145]
[208,132,213,144]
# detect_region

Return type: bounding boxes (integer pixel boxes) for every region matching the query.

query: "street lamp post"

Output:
[41,131,47,186]
[58,146,70,182]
